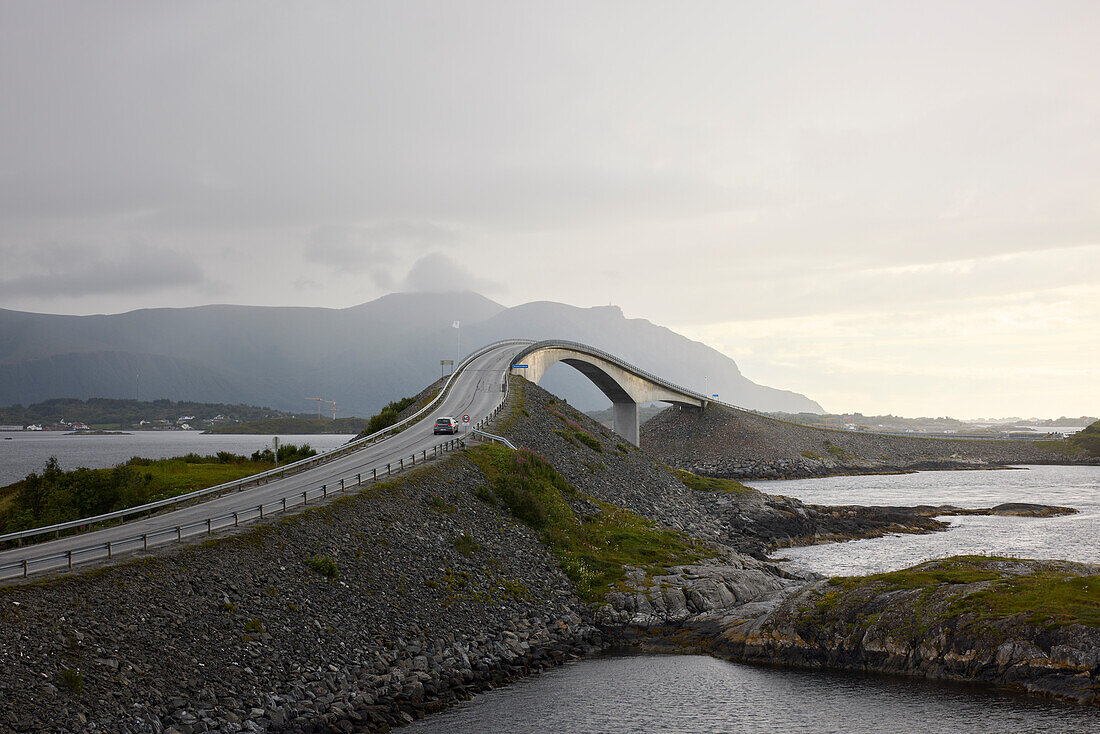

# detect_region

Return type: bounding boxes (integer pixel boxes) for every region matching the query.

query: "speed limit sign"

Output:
[462,415,471,423]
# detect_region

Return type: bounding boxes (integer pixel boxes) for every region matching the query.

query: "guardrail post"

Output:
[399,458,404,472]
[259,504,264,519]
[302,491,308,505]
[282,498,287,512]
[177,526,182,542]
[386,463,391,476]
[410,454,415,466]
[67,550,73,569]
[207,518,212,535]
[107,541,112,559]
[322,484,328,498]
[22,559,27,578]
[233,512,238,527]
[340,478,344,492]
[142,534,148,551]
[372,468,377,481]
[356,473,361,486]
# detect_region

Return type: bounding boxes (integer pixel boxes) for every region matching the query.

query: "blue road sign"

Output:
[511,364,529,369]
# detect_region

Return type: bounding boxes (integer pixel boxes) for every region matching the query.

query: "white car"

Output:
[433,417,460,434]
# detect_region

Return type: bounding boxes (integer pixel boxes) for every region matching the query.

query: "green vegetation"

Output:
[674,469,757,496]
[358,395,418,437]
[244,618,264,633]
[469,444,705,601]
[825,556,1100,628]
[801,450,825,460]
[242,443,317,465]
[304,555,339,578]
[205,417,369,434]
[429,494,456,514]
[574,431,603,453]
[1067,420,1100,458]
[0,447,316,535]
[454,533,480,557]
[825,442,855,460]
[58,668,83,694]
[0,397,296,430]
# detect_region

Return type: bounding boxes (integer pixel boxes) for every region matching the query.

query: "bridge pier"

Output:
[613,400,639,446]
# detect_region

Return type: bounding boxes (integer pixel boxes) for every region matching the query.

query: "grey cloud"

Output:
[400,252,502,294]
[304,222,458,272]
[0,243,205,299]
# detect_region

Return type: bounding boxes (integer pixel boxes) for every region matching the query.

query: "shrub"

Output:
[244,618,264,633]
[59,668,83,694]
[454,533,480,557]
[305,554,339,578]
[574,431,603,453]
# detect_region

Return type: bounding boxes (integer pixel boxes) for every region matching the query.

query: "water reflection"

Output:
[403,652,1098,733]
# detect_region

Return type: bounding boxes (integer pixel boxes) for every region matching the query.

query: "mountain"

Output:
[0,294,823,415]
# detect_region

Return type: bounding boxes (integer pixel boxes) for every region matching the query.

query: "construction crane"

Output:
[305,397,337,419]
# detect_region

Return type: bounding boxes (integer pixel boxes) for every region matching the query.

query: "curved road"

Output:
[0,342,525,581]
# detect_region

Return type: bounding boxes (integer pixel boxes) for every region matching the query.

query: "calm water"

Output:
[761,465,1100,576]
[405,652,1099,733]
[0,431,351,486]
[404,466,1100,733]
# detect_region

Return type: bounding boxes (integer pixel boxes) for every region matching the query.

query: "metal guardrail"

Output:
[0,378,518,581]
[471,428,517,451]
[0,338,532,547]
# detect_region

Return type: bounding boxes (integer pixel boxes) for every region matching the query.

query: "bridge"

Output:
[509,340,706,445]
[0,338,709,581]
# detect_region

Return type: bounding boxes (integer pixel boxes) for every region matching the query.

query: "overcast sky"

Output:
[1,1,1097,419]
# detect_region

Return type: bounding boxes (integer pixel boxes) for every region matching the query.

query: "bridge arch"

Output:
[509,340,706,445]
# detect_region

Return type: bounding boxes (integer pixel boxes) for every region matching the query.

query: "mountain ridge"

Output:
[0,293,823,415]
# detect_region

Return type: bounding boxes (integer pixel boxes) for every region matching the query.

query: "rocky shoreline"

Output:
[605,556,1100,705]
[642,403,1097,481]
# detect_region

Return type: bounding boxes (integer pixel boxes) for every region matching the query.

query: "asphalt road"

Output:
[0,342,524,581]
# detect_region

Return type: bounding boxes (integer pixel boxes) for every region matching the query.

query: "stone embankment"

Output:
[642,403,1096,480]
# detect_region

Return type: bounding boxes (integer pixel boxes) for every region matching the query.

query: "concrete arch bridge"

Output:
[508,340,708,445]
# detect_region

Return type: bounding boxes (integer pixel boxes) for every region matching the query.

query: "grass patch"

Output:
[305,554,339,578]
[244,618,264,633]
[574,431,603,453]
[1067,420,1100,458]
[429,494,456,514]
[0,448,313,535]
[827,556,1100,628]
[674,469,757,496]
[825,442,854,460]
[553,428,580,447]
[469,444,705,601]
[59,668,83,694]
[801,450,825,460]
[454,533,480,557]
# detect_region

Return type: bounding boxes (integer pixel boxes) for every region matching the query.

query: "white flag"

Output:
[452,321,460,329]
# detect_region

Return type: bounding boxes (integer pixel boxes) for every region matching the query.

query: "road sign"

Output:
[511,364,529,369]
[462,415,471,423]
